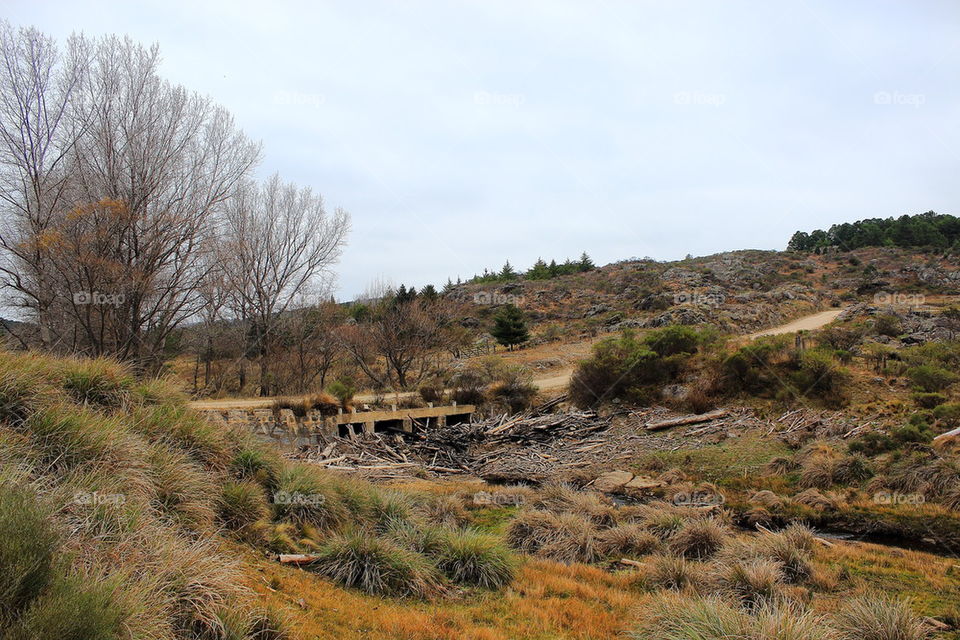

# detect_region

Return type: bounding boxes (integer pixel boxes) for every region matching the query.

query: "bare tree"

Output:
[219,175,350,396]
[0,28,261,370]
[0,23,88,349]
[340,297,456,389]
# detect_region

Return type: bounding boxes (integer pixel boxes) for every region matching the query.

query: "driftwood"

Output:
[616,558,645,569]
[278,554,321,565]
[646,409,729,431]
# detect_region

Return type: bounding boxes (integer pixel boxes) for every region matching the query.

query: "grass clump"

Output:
[219,481,270,532]
[596,524,661,558]
[716,558,784,608]
[432,528,516,589]
[668,518,728,559]
[505,510,599,564]
[0,480,58,617]
[834,595,930,640]
[307,531,444,598]
[633,592,833,640]
[272,464,345,529]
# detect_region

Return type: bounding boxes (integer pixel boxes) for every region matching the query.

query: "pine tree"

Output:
[421,284,438,301]
[491,304,529,351]
[578,252,595,272]
[500,260,518,281]
[526,257,550,280]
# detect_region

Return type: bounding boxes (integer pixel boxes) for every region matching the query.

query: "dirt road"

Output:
[189,308,845,410]
[746,308,844,339]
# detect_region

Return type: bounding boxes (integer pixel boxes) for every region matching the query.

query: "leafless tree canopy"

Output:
[218,175,350,394]
[0,23,349,374]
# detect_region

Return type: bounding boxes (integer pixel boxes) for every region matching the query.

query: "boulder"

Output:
[590,470,634,493]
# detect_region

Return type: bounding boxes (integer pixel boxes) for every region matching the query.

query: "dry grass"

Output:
[834,595,931,640]
[668,518,728,559]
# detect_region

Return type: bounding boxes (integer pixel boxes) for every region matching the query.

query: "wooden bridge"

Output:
[201,402,475,449]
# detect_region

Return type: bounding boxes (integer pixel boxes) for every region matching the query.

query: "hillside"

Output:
[444,247,960,345]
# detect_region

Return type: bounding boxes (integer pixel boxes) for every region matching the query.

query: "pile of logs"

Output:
[287,400,788,482]
[289,404,614,480]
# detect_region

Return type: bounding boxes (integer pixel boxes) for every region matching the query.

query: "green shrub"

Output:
[910,392,947,409]
[308,531,444,598]
[892,422,934,446]
[0,481,58,617]
[570,327,712,407]
[906,365,958,392]
[933,402,960,427]
[432,529,516,589]
[788,349,849,407]
[849,432,896,456]
[874,314,902,338]
[834,454,874,483]
[644,325,714,357]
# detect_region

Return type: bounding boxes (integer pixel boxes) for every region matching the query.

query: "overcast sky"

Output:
[7,0,959,298]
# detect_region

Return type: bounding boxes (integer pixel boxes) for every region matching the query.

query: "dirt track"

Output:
[189,308,845,410]
[746,308,844,339]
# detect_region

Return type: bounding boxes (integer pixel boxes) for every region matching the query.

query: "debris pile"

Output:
[285,399,823,483]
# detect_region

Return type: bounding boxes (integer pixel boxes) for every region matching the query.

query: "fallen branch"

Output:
[645,409,729,431]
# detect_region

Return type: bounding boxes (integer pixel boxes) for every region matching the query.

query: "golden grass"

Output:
[246,551,644,640]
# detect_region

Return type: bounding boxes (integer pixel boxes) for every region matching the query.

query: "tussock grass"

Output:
[632,592,833,640]
[0,480,58,618]
[506,509,600,564]
[433,528,516,588]
[533,483,619,526]
[308,530,445,598]
[272,464,347,529]
[596,524,661,558]
[716,558,785,608]
[668,518,728,559]
[147,442,216,531]
[5,571,125,640]
[231,441,283,491]
[419,493,469,528]
[834,595,930,640]
[219,481,271,532]
[645,554,705,592]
